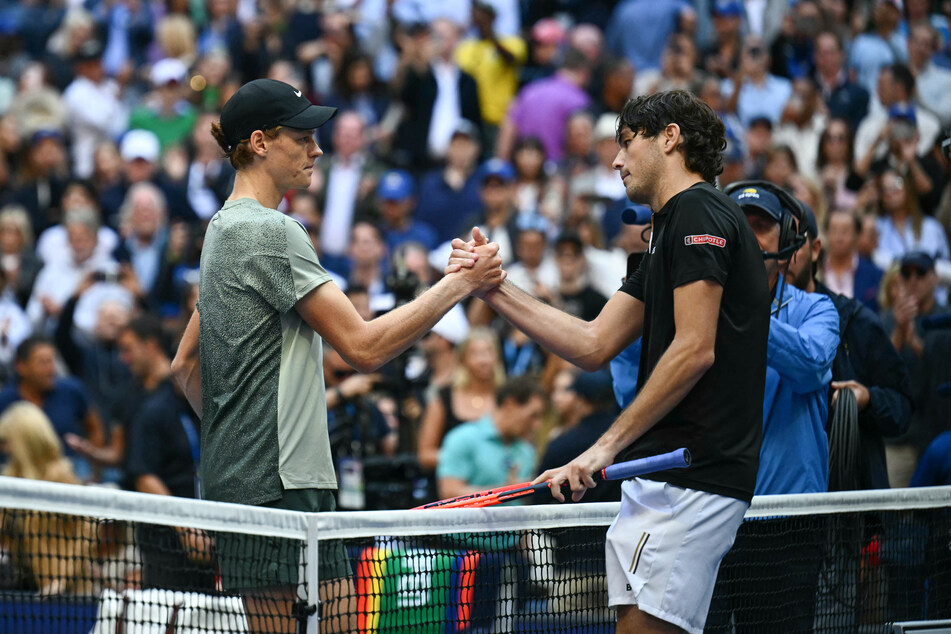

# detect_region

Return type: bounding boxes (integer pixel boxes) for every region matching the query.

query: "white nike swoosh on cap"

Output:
[294,90,302,97]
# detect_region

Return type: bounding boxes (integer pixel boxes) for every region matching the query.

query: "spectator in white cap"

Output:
[128,58,198,152]
[421,304,470,389]
[99,129,196,226]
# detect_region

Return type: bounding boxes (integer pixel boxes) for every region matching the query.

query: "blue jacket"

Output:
[757,276,840,495]
[910,431,951,486]
[853,256,884,314]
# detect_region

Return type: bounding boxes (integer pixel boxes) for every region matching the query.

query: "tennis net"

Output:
[1,477,949,633]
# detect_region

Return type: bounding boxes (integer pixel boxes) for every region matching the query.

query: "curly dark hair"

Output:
[616,90,726,184]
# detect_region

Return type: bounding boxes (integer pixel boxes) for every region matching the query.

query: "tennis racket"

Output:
[415,447,691,510]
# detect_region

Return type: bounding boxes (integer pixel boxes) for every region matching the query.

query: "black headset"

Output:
[724,180,807,261]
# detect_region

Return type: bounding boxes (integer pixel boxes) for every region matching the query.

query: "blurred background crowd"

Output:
[0,0,950,519]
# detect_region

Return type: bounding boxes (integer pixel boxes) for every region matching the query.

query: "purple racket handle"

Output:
[599,448,691,481]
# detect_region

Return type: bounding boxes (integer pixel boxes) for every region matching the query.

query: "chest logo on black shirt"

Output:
[684,234,726,248]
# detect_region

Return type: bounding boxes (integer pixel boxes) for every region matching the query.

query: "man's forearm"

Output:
[356,274,473,371]
[482,281,627,371]
[172,311,202,418]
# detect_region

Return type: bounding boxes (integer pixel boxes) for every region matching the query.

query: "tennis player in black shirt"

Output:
[449,90,770,633]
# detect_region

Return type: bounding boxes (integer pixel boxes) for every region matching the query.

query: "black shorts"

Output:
[216,488,350,591]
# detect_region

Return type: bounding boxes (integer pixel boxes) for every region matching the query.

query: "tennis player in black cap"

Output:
[172,78,505,633]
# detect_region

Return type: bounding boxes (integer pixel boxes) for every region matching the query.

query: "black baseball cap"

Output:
[219,79,337,150]
[900,250,935,273]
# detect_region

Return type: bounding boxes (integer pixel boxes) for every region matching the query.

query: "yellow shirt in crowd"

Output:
[455,36,528,126]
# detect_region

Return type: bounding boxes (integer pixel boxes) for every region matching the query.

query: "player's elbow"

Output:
[170,354,191,388]
[692,347,716,376]
[338,347,380,374]
[681,339,715,377]
[575,356,607,373]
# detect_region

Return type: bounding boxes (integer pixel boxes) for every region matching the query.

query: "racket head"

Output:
[414,481,551,510]
[412,481,538,510]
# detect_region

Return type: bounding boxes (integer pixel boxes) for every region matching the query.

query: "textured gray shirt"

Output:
[198,198,334,505]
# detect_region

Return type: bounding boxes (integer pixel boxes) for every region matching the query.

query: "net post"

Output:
[305,512,320,634]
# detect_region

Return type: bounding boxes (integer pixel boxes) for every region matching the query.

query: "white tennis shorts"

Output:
[605,478,748,634]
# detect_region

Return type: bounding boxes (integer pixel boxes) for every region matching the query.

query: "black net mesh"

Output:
[328,510,951,633]
[0,511,308,633]
[1,493,950,633]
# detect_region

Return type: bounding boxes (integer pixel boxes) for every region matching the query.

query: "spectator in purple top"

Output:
[499,48,592,163]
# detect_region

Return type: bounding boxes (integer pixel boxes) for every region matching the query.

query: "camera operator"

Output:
[323,343,397,510]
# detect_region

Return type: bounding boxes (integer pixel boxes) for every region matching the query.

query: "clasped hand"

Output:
[445,227,506,296]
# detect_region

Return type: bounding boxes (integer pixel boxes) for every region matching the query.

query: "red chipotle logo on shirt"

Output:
[684,234,726,247]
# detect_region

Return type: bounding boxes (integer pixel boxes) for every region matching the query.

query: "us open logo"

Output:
[685,234,726,247]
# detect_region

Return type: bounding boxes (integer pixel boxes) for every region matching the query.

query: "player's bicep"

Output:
[672,279,722,355]
[295,282,369,364]
[589,291,645,359]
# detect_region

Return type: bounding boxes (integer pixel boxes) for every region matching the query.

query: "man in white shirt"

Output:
[62,40,127,179]
[908,23,951,128]
[853,63,941,168]
[318,111,381,257]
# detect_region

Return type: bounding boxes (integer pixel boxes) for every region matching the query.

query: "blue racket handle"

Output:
[600,448,691,481]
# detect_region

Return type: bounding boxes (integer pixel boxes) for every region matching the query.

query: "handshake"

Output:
[444,227,507,298]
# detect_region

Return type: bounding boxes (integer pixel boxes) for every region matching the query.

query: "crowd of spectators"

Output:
[0,0,950,534]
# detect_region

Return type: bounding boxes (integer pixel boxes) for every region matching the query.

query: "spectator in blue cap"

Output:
[879,248,951,486]
[415,120,483,244]
[855,63,941,177]
[377,169,437,253]
[459,159,520,267]
[702,0,744,79]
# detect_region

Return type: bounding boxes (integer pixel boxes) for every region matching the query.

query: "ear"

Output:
[662,123,682,154]
[811,237,822,263]
[247,130,269,157]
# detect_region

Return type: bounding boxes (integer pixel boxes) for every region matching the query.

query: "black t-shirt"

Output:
[126,379,199,499]
[560,286,608,322]
[618,182,770,503]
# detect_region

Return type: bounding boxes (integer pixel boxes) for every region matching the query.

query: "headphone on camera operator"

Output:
[724,179,807,261]
[724,180,808,314]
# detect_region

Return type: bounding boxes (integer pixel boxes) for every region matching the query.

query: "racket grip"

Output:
[600,448,691,481]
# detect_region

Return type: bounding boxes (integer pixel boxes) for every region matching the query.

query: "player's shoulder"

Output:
[669,183,742,228]
[672,182,736,212]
